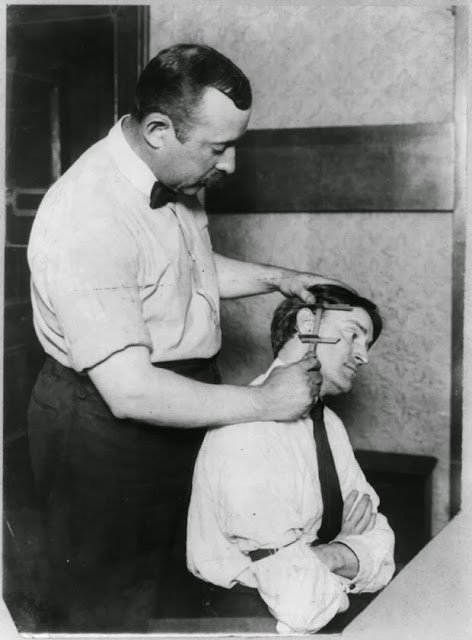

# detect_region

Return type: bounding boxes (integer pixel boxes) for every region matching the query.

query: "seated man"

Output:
[187,284,395,634]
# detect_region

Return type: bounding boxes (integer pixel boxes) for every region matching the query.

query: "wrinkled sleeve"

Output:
[328,414,396,593]
[215,425,350,634]
[48,215,152,371]
[250,544,350,634]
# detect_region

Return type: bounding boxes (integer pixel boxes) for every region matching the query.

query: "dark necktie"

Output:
[150,181,176,209]
[311,400,344,544]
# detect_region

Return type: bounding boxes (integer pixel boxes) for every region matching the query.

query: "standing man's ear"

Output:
[296,308,317,335]
[141,113,175,149]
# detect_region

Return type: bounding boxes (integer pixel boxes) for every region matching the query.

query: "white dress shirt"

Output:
[187,359,395,634]
[28,116,221,372]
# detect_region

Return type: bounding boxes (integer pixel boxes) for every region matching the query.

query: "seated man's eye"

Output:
[345,330,358,341]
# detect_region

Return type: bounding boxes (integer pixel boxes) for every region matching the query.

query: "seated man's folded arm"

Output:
[329,416,396,592]
[216,439,350,634]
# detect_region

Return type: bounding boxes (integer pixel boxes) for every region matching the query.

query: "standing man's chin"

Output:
[205,173,226,189]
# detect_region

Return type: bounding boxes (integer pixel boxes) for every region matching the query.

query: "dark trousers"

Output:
[27,355,220,632]
[202,582,274,619]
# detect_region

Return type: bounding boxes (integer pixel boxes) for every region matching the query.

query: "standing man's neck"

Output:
[121,116,157,177]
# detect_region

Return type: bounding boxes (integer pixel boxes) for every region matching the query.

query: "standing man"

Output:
[27,44,347,631]
[188,284,395,634]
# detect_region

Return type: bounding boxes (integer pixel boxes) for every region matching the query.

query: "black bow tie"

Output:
[150,182,176,209]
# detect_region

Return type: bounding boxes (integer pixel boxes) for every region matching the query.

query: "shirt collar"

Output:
[251,358,286,386]
[256,358,324,407]
[107,115,157,199]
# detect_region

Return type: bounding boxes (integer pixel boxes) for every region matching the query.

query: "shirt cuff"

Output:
[332,535,375,592]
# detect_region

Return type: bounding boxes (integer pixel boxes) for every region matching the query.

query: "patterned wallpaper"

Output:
[150,5,453,128]
[149,5,456,534]
[209,213,452,534]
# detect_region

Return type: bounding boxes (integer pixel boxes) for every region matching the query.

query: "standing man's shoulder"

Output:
[35,136,115,218]
[30,131,138,253]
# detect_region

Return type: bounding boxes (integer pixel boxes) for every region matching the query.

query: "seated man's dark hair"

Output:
[131,43,252,142]
[270,284,383,357]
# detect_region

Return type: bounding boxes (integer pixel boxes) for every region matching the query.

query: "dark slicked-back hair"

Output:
[270,284,383,357]
[131,43,252,141]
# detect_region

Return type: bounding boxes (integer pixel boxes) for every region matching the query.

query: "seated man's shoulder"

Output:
[204,418,279,449]
[200,418,291,473]
[323,405,355,450]
[323,404,344,426]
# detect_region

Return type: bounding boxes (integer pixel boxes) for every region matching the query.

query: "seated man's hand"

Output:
[340,490,376,537]
[311,491,376,580]
[311,542,359,580]
[260,354,322,421]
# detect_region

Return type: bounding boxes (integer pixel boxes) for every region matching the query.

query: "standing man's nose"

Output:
[216,146,236,174]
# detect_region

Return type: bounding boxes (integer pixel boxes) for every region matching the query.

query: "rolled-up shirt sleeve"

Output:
[250,543,350,634]
[48,216,152,371]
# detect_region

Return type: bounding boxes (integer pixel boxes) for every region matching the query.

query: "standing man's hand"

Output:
[259,353,322,421]
[277,271,357,304]
[213,254,356,301]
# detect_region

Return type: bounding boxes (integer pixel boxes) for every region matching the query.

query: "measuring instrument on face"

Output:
[297,302,352,355]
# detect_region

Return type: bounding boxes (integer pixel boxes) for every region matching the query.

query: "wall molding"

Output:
[206,122,454,213]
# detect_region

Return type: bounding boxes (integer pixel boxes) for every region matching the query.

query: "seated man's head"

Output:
[271,285,382,397]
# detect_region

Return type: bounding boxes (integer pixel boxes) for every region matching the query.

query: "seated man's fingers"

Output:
[355,496,373,533]
[342,490,358,520]
[347,494,371,529]
[364,512,377,533]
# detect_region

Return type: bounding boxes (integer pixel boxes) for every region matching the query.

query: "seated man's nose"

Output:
[355,348,369,365]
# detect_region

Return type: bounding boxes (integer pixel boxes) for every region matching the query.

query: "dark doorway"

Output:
[4,5,149,631]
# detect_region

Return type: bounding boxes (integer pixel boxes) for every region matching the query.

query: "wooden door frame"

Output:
[450,5,468,518]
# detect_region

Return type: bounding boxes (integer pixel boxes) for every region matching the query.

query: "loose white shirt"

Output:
[28,116,221,372]
[187,359,395,634]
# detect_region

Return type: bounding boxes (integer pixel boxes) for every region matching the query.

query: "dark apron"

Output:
[28,354,220,632]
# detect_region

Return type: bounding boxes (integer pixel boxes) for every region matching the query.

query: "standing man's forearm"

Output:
[88,346,322,428]
[213,253,354,301]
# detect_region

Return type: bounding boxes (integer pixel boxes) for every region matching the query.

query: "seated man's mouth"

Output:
[344,364,358,375]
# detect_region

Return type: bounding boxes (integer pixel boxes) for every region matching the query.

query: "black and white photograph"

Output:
[2,2,471,639]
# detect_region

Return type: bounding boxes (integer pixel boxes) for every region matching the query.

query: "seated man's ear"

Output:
[141,112,175,150]
[296,308,317,335]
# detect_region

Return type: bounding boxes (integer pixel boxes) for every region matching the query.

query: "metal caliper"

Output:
[297,301,352,355]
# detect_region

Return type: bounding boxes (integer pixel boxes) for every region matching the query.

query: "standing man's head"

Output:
[128,44,252,194]
[271,285,383,398]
